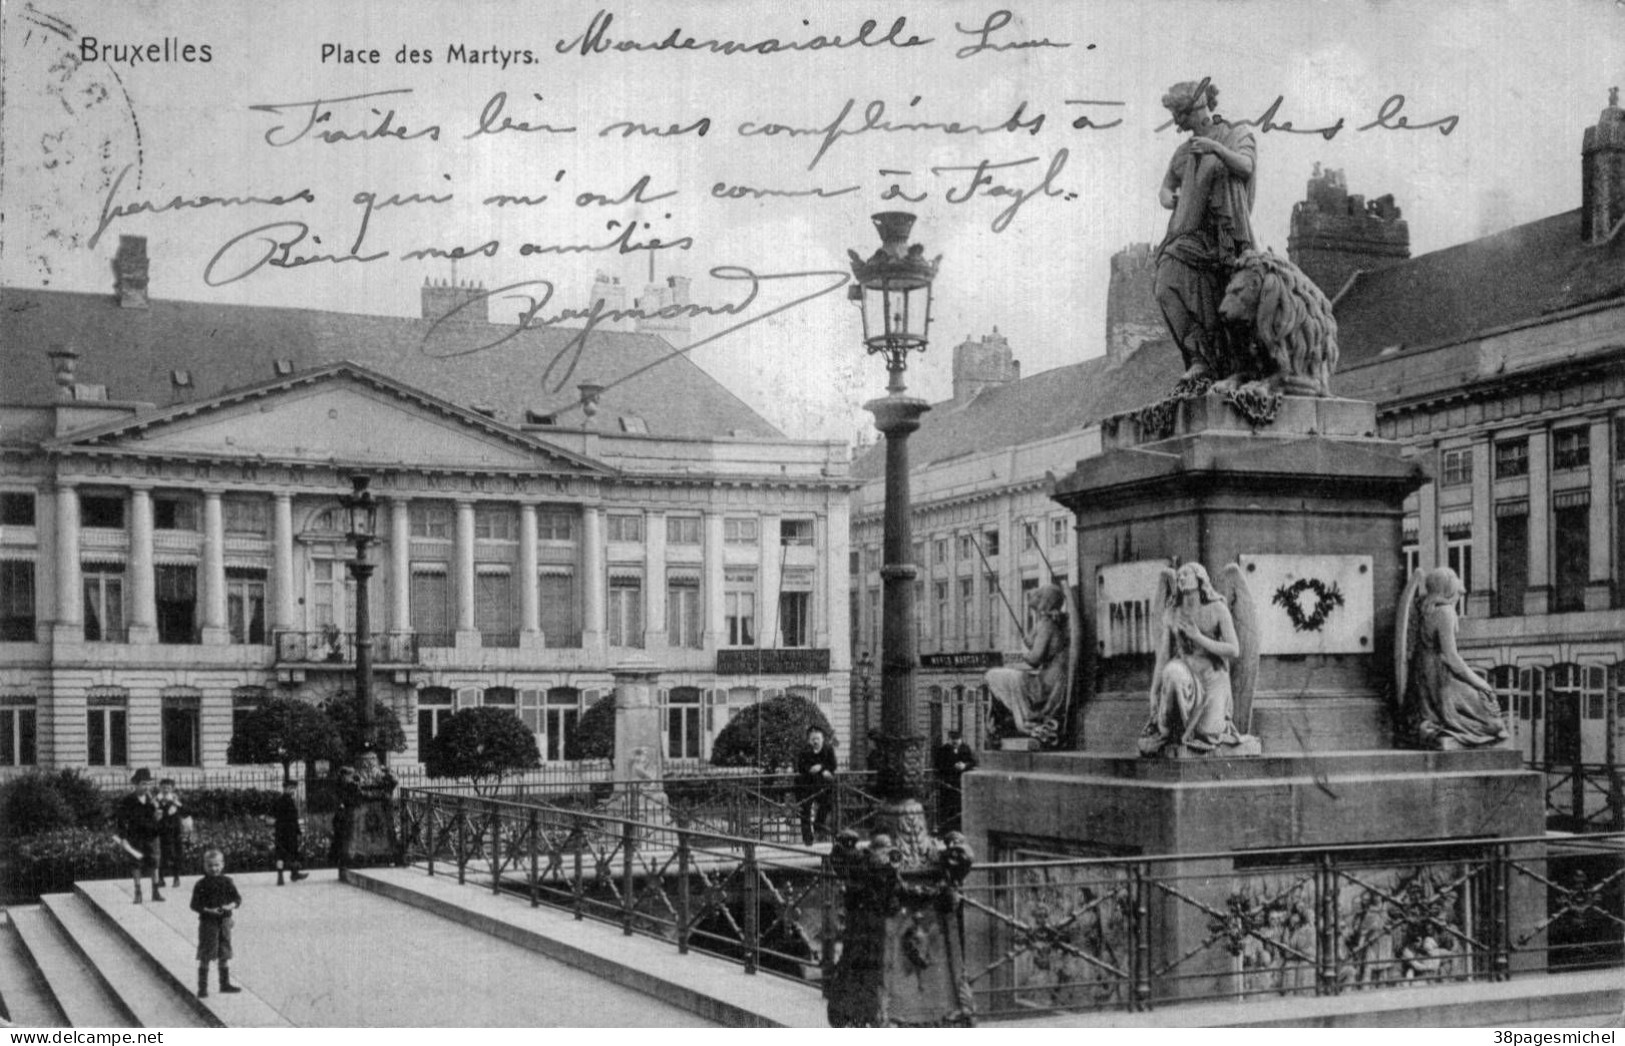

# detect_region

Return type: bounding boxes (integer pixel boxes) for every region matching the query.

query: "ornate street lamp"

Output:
[849,212,940,863]
[339,473,379,758]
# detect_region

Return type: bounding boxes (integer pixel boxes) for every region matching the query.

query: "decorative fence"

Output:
[1540,762,1625,833]
[84,761,619,793]
[395,785,1625,1020]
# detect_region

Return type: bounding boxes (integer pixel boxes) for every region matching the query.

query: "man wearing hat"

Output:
[114,768,164,903]
[933,730,978,833]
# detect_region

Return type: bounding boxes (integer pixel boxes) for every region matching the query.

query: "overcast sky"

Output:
[4,0,1621,442]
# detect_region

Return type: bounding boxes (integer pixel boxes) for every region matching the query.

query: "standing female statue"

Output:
[1139,562,1260,757]
[1154,78,1258,388]
[1396,567,1509,749]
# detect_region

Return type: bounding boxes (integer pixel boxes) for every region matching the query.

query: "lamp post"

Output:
[340,474,379,758]
[856,649,874,766]
[849,211,940,864]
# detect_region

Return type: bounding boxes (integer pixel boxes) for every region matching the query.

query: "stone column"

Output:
[455,500,477,642]
[128,486,157,643]
[519,502,541,648]
[1417,445,1440,573]
[703,511,725,650]
[272,493,297,633]
[759,512,781,646]
[201,491,229,644]
[643,510,667,650]
[611,652,667,824]
[580,506,605,652]
[1585,416,1614,610]
[1467,438,1494,617]
[53,482,82,641]
[1524,429,1552,615]
[390,497,411,631]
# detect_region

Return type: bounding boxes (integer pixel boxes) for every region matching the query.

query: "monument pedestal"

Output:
[958,392,1548,1009]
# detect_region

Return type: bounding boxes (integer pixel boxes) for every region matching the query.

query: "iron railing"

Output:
[1538,762,1625,833]
[394,785,1625,1019]
[273,630,419,664]
[82,760,618,792]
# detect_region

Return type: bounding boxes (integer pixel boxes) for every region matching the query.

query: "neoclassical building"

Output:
[0,243,854,777]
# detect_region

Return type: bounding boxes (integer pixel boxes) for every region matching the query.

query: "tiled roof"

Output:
[851,341,1174,480]
[0,287,783,440]
[1333,209,1625,367]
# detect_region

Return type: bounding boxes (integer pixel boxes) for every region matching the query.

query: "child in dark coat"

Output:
[272,778,307,885]
[156,777,187,889]
[190,849,244,998]
[114,768,163,903]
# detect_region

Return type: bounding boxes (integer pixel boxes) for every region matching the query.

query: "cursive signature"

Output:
[91,164,315,250]
[420,267,850,395]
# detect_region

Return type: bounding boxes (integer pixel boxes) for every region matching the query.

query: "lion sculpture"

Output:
[1217,250,1340,397]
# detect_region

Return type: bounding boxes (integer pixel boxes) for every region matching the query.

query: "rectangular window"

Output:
[538,571,577,646]
[410,569,451,646]
[780,519,814,547]
[779,590,810,648]
[983,574,999,647]
[665,688,702,760]
[666,516,701,545]
[162,695,200,767]
[156,564,197,644]
[1441,448,1472,486]
[227,568,267,644]
[473,504,518,541]
[409,502,453,539]
[849,550,860,575]
[666,574,702,648]
[959,578,975,644]
[1,492,36,527]
[416,688,454,755]
[1553,504,1590,612]
[984,529,1000,557]
[1022,525,1038,552]
[725,570,756,647]
[80,493,125,529]
[223,497,268,536]
[1494,511,1529,618]
[537,510,574,541]
[153,494,199,531]
[518,689,544,735]
[1553,428,1590,471]
[0,699,37,766]
[0,560,36,641]
[609,574,644,647]
[912,541,925,567]
[231,690,264,741]
[607,514,643,543]
[544,688,580,762]
[1495,439,1529,479]
[1444,529,1472,611]
[724,517,758,545]
[958,535,974,561]
[84,564,126,642]
[1051,517,1067,547]
[934,581,949,643]
[934,539,948,565]
[87,696,128,767]
[475,569,515,640]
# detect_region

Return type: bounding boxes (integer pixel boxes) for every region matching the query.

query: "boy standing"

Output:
[156,778,187,889]
[190,849,244,998]
[114,768,163,903]
[273,778,307,885]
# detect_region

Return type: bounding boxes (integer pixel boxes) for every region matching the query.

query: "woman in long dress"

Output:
[1408,567,1508,749]
[1139,562,1246,755]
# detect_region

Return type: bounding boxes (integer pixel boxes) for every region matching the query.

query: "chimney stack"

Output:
[420,278,489,325]
[1287,165,1410,298]
[951,328,1019,404]
[113,235,150,309]
[1582,87,1625,245]
[48,345,79,400]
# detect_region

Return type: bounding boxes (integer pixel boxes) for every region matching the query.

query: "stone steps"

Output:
[40,893,214,1029]
[6,903,135,1027]
[0,911,68,1027]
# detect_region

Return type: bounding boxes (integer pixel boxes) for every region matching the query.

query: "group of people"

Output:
[793,724,981,845]
[113,767,310,1001]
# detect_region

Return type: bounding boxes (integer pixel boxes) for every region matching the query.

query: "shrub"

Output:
[47,769,108,829]
[709,695,835,772]
[179,788,282,821]
[227,696,345,778]
[423,707,542,795]
[0,774,76,838]
[324,698,408,758]
[567,694,615,761]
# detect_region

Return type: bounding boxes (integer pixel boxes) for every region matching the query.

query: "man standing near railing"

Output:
[933,730,978,833]
[795,727,838,845]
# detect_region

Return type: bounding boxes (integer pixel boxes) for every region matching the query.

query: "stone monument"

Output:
[607,653,670,828]
[959,78,1545,1007]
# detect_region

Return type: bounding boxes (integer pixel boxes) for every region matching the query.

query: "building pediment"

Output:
[45,363,607,476]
